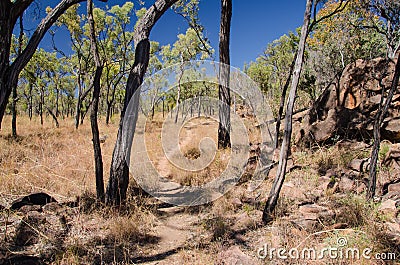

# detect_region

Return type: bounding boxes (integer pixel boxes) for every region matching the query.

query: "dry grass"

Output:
[0,115,118,205]
[1,113,398,265]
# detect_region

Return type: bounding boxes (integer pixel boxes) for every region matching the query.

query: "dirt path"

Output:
[141,119,213,264]
[137,120,222,265]
[156,120,197,178]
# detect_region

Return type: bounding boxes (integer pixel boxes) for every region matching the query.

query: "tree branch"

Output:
[309,0,349,35]
[9,0,85,85]
[176,12,214,57]
[10,0,33,24]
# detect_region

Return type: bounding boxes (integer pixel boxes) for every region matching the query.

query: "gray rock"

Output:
[388,182,400,193]
[339,177,355,193]
[217,246,256,265]
[14,211,46,246]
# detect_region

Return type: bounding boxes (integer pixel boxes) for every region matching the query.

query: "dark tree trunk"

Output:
[55,85,59,117]
[88,0,105,202]
[11,81,17,137]
[106,0,179,206]
[367,52,400,200]
[11,15,24,138]
[76,81,93,128]
[40,87,44,126]
[106,101,112,124]
[80,100,91,125]
[75,74,82,129]
[47,107,59,128]
[105,76,120,125]
[218,0,232,149]
[29,83,33,120]
[262,0,313,224]
[0,1,13,130]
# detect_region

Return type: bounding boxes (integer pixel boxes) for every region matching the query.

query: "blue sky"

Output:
[30,0,306,68]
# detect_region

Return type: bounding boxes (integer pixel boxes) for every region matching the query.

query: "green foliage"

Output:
[248,0,387,114]
[158,27,214,108]
[161,28,213,63]
[246,32,298,115]
[379,141,390,162]
[307,0,386,87]
[365,0,400,58]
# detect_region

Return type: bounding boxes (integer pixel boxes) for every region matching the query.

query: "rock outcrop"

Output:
[296,57,400,147]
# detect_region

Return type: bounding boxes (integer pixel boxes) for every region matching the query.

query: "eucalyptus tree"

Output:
[87,0,105,202]
[56,4,94,129]
[161,27,212,123]
[18,48,59,125]
[246,32,298,148]
[246,32,299,102]
[261,0,383,223]
[262,0,314,224]
[262,0,352,223]
[361,0,400,59]
[9,16,25,137]
[105,0,182,206]
[95,2,135,124]
[307,0,386,97]
[0,0,108,130]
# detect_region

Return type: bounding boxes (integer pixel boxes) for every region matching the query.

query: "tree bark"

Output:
[0,1,13,130]
[262,0,313,224]
[40,86,44,125]
[55,83,59,117]
[367,52,400,200]
[106,101,112,124]
[218,0,232,149]
[87,0,105,202]
[274,57,296,148]
[28,83,33,120]
[106,0,179,206]
[46,107,59,128]
[11,15,24,138]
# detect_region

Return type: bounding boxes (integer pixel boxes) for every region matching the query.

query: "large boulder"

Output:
[296,57,400,147]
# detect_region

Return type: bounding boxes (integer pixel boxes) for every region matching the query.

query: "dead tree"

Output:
[262,0,313,224]
[273,0,349,147]
[274,58,295,148]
